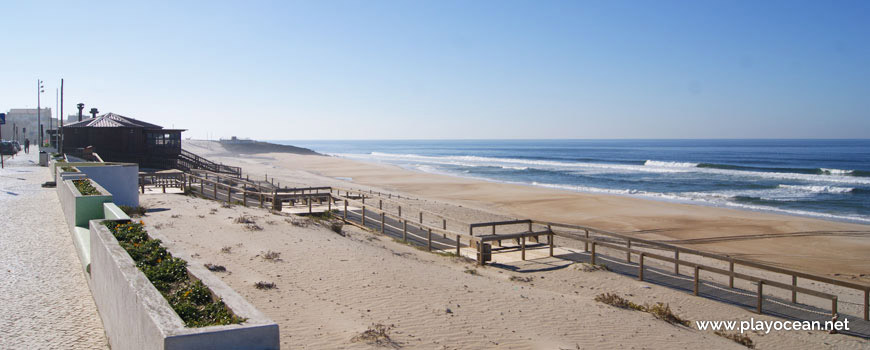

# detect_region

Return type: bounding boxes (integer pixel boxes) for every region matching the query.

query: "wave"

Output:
[821,168,853,176]
[777,184,854,194]
[335,152,870,185]
[644,160,699,168]
[528,182,870,224]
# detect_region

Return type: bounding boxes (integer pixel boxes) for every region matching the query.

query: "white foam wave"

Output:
[330,152,870,185]
[777,184,853,194]
[529,182,870,224]
[644,160,699,168]
[821,168,854,176]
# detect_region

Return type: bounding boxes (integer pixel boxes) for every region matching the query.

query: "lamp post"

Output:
[37,80,44,146]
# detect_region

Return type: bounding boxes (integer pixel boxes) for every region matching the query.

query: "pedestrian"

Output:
[24,139,30,154]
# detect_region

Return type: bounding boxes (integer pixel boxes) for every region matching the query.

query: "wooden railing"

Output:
[178,150,241,178]
[139,172,185,193]
[537,221,869,320]
[171,170,870,322]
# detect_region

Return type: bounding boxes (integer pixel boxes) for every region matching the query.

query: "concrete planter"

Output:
[56,165,87,183]
[75,163,140,207]
[58,179,114,232]
[88,220,279,350]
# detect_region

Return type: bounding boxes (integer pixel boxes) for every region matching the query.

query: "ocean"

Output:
[275,139,870,224]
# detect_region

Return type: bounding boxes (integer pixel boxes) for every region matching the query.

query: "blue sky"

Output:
[1,0,868,139]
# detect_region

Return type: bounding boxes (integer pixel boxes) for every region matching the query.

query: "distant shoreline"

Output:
[188,139,320,156]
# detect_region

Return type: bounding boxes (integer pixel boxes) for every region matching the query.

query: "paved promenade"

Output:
[0,150,107,349]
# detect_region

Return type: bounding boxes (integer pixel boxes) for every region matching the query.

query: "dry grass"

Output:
[234,215,256,224]
[594,293,645,311]
[261,251,281,261]
[646,302,690,326]
[463,268,479,276]
[509,275,534,283]
[220,246,232,254]
[254,281,276,290]
[351,323,400,348]
[714,331,755,348]
[204,263,227,272]
[595,293,689,326]
[573,262,609,272]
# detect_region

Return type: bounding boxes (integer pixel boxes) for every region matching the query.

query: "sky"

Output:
[1,0,868,140]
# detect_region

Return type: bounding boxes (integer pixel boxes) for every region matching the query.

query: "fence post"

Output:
[378,200,382,209]
[226,186,231,204]
[455,235,461,256]
[213,182,217,200]
[308,197,312,214]
[590,242,596,265]
[548,225,554,257]
[200,179,203,195]
[328,197,332,211]
[757,281,764,314]
[674,250,680,275]
[626,240,631,263]
[638,253,645,281]
[477,240,486,266]
[427,228,432,252]
[864,289,868,321]
[259,193,264,208]
[792,275,797,304]
[729,259,734,288]
[243,191,247,206]
[344,200,348,221]
[419,212,423,224]
[584,230,589,252]
[521,235,526,260]
[402,220,407,242]
[362,206,366,226]
[693,266,700,296]
[398,206,402,217]
[832,296,838,319]
[380,213,385,233]
[547,233,554,257]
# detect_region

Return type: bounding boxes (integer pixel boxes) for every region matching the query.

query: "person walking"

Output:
[24,139,30,154]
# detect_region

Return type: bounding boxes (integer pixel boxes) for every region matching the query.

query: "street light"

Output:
[37,79,44,146]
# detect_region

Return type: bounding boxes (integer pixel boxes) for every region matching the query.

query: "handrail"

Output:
[333,186,469,227]
[539,220,870,292]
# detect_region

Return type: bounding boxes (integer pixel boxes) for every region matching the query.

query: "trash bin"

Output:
[39,151,49,166]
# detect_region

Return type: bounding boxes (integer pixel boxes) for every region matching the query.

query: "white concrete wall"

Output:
[77,164,139,207]
[88,221,279,350]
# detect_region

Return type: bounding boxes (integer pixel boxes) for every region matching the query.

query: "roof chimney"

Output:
[77,103,85,122]
[89,108,99,119]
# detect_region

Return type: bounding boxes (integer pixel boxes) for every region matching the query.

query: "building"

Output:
[0,108,56,143]
[61,113,185,168]
[219,136,256,144]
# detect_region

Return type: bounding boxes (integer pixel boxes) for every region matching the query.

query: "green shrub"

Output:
[106,221,245,327]
[60,165,78,172]
[119,205,147,217]
[73,179,101,196]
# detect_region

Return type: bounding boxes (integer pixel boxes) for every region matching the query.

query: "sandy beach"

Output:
[118,140,869,348]
[184,141,870,283]
[142,190,865,349]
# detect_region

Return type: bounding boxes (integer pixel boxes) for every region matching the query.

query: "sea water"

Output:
[275,139,870,224]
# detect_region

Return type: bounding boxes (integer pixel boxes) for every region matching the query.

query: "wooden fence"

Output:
[152,170,870,321]
[537,221,869,320]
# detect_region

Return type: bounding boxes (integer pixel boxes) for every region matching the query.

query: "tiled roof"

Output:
[63,113,164,129]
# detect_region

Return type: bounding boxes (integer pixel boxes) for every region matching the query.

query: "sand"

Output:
[114,140,870,348]
[183,140,870,283]
[142,194,867,349]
